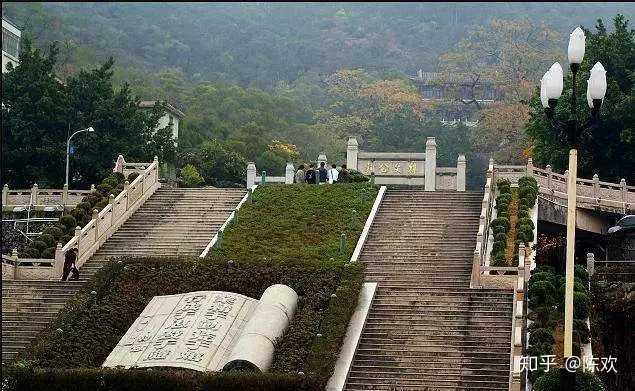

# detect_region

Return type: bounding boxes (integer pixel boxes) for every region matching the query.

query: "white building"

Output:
[2,17,21,73]
[138,100,184,145]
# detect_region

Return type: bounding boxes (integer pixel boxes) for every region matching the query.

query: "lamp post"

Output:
[65,126,95,187]
[540,26,607,387]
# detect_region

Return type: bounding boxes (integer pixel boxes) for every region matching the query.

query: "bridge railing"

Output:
[2,184,93,212]
[494,159,634,213]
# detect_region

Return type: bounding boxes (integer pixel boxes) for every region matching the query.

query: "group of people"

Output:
[294,161,350,184]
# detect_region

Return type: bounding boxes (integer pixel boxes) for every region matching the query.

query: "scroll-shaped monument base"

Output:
[102,284,297,372]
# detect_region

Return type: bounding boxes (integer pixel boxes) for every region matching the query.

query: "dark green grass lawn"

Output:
[7,184,377,391]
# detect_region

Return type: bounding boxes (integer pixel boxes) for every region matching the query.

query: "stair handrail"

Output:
[54,157,161,278]
[509,243,528,391]
[472,158,495,288]
[199,185,256,258]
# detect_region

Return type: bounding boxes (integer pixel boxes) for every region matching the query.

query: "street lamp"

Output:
[540,26,607,388]
[65,126,95,187]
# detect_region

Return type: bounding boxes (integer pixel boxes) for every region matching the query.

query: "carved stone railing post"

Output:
[53,243,64,279]
[62,184,69,207]
[425,137,437,191]
[346,137,358,171]
[93,209,99,242]
[31,183,39,205]
[285,162,295,184]
[74,226,82,250]
[546,165,553,188]
[90,184,96,192]
[318,153,327,169]
[620,179,627,203]
[586,253,595,277]
[457,154,466,192]
[2,184,7,206]
[592,174,600,198]
[11,248,18,280]
[246,162,257,189]
[526,157,534,176]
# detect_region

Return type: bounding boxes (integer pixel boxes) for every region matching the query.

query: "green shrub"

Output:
[20,247,41,258]
[71,209,88,225]
[39,234,56,247]
[345,170,370,183]
[574,265,589,285]
[96,184,113,196]
[533,368,605,391]
[491,217,510,230]
[127,172,140,182]
[109,172,126,184]
[497,178,511,193]
[76,201,92,213]
[529,327,555,347]
[84,193,102,208]
[518,217,534,229]
[30,240,48,252]
[494,233,507,242]
[491,252,508,267]
[528,272,558,291]
[59,215,77,230]
[518,208,530,219]
[572,291,590,319]
[180,164,205,188]
[41,247,56,259]
[518,175,538,190]
[528,280,557,309]
[492,240,506,254]
[518,224,534,243]
[60,235,73,245]
[42,226,64,240]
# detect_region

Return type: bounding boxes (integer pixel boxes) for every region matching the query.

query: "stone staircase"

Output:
[345,190,514,391]
[2,187,245,363]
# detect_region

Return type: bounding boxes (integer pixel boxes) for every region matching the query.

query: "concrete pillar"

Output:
[586,253,595,277]
[527,157,534,175]
[346,137,359,171]
[246,162,257,189]
[62,184,69,206]
[2,184,8,206]
[317,153,327,167]
[31,183,39,205]
[285,162,295,184]
[592,174,599,198]
[53,243,64,279]
[425,137,437,191]
[457,154,466,192]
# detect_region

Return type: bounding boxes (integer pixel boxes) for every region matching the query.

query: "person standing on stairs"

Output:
[61,248,78,281]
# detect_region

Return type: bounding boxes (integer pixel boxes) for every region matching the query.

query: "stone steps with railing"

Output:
[343,190,513,391]
[1,186,245,364]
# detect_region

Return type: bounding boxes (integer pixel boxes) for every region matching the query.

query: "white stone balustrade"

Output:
[2,183,92,212]
[53,157,161,278]
[2,251,55,280]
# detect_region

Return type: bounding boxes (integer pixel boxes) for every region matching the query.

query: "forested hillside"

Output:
[2,2,633,188]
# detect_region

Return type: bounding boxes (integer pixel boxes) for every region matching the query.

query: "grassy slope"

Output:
[14,184,378,390]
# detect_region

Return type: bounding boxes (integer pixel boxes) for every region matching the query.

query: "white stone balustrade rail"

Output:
[2,252,55,280]
[495,159,634,213]
[510,244,529,391]
[53,157,161,278]
[2,184,93,212]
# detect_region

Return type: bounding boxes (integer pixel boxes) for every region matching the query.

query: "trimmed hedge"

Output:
[533,368,605,391]
[1,367,318,391]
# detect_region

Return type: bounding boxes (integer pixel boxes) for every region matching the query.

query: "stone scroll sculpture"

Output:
[102,284,297,372]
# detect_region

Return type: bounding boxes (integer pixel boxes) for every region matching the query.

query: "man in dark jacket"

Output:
[318,162,328,183]
[305,164,317,184]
